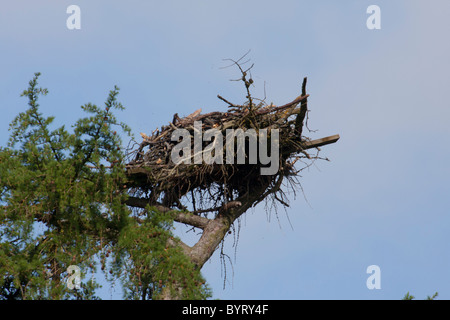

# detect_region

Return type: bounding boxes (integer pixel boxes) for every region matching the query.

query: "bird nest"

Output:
[125,76,337,215]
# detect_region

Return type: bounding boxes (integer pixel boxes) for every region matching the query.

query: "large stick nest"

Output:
[125,67,324,216]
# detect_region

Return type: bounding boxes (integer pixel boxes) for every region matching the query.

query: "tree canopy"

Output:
[0,73,211,299]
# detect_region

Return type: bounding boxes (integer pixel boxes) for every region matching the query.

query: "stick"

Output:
[301,134,340,150]
[256,94,309,115]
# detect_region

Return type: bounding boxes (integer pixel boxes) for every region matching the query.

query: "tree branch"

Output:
[301,135,340,150]
[295,77,308,137]
[255,94,309,116]
[124,196,210,229]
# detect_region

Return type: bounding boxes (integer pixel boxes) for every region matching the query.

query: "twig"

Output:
[256,94,309,115]
[217,95,238,108]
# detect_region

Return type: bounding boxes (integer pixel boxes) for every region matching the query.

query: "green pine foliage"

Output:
[402,292,415,300]
[0,73,211,300]
[111,207,211,300]
[402,292,438,300]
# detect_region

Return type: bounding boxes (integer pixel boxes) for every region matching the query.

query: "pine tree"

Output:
[0,73,211,300]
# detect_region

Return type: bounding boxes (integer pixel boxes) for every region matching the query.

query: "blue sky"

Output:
[1,1,450,300]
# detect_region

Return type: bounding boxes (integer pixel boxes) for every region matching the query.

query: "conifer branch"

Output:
[125,196,210,229]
